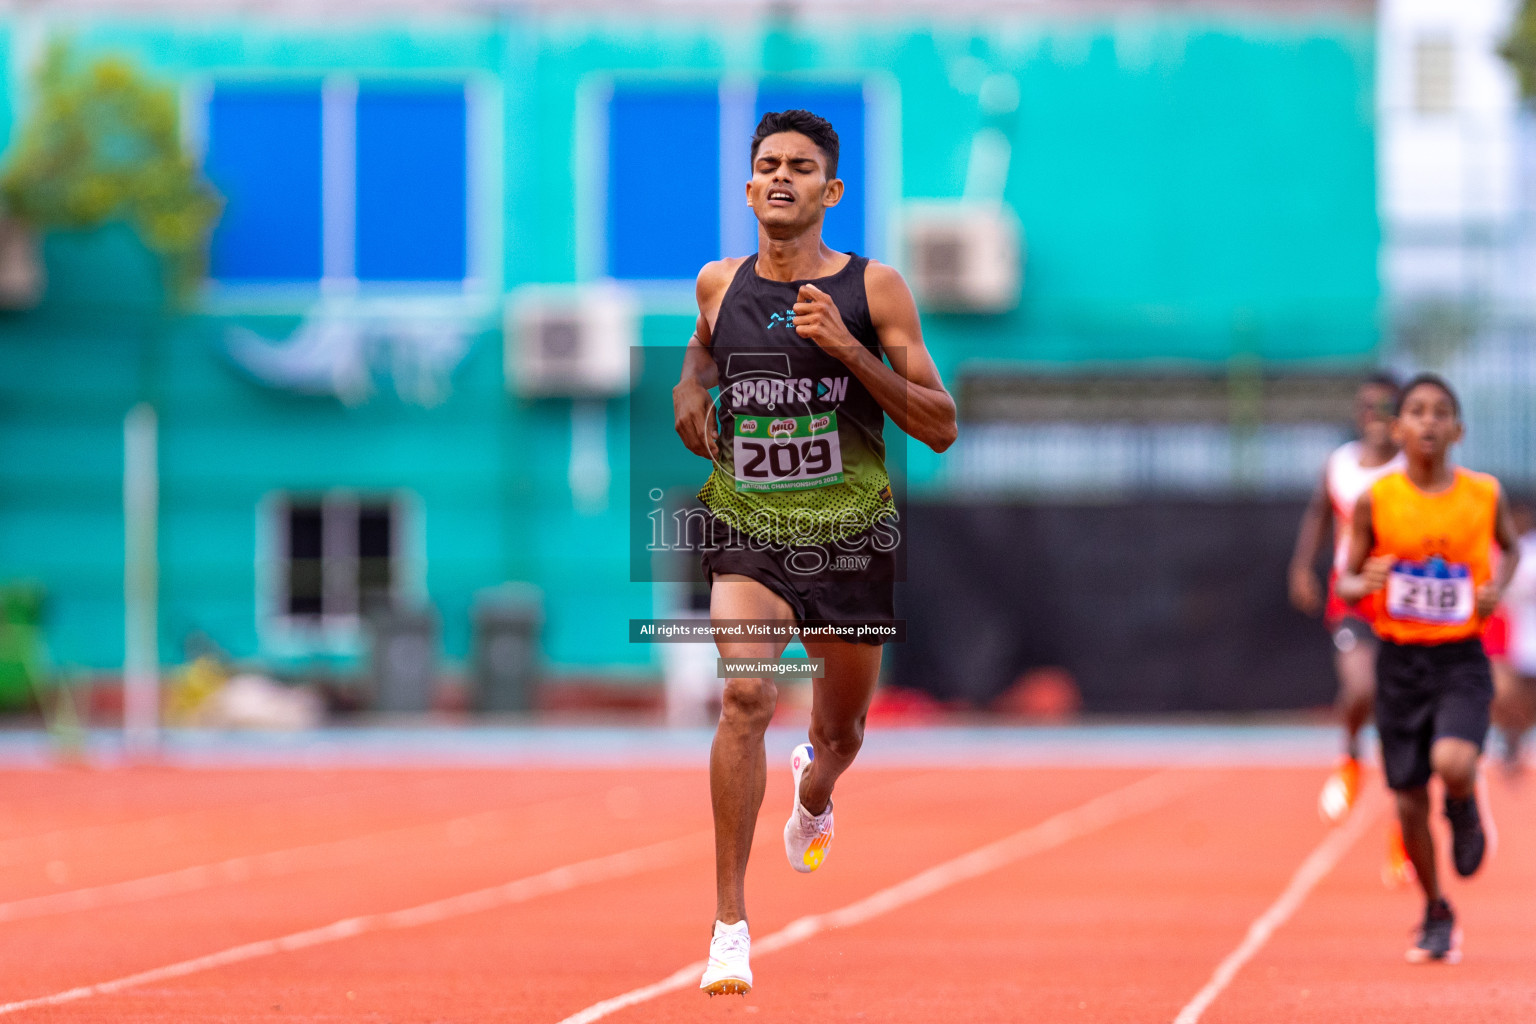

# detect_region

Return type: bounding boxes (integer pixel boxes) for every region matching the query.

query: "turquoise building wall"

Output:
[0,11,1379,677]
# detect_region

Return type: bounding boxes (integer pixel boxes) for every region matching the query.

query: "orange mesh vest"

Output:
[1366,468,1500,645]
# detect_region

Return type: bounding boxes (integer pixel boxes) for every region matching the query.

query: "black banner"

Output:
[887,500,1336,713]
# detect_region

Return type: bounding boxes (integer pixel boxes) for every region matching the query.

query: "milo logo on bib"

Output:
[1386,557,1474,624]
[733,412,844,492]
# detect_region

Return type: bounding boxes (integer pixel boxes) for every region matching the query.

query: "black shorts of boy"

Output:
[698,513,899,646]
[1375,637,1493,791]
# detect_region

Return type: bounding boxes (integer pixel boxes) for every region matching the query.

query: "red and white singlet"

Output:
[1324,440,1406,624]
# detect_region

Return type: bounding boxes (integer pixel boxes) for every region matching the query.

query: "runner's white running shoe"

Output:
[1318,756,1360,823]
[699,919,752,996]
[784,742,833,873]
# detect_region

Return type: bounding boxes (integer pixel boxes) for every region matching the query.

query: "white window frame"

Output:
[256,489,425,657]
[184,71,503,314]
[1411,34,1457,117]
[575,73,900,307]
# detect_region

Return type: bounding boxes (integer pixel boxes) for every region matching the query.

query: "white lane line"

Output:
[0,830,710,1017]
[554,770,1195,1024]
[0,778,425,869]
[0,770,951,925]
[1172,785,1388,1024]
[0,789,599,924]
[0,809,502,924]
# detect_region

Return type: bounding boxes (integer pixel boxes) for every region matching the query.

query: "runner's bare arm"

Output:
[790,263,956,452]
[674,260,741,459]
[1337,492,1393,604]
[1288,470,1332,616]
[1478,487,1523,616]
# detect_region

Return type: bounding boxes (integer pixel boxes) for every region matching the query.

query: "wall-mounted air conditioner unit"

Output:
[0,218,44,310]
[506,283,639,397]
[898,201,1022,314]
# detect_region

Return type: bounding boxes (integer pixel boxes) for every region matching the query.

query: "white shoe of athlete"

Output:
[783,742,834,873]
[699,919,752,996]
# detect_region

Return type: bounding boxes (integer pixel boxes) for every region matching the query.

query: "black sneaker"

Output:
[1407,898,1461,964]
[1444,795,1486,877]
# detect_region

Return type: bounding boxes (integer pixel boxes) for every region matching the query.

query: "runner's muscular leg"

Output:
[1396,785,1441,902]
[1335,638,1376,757]
[1430,737,1480,800]
[710,574,792,925]
[796,637,884,816]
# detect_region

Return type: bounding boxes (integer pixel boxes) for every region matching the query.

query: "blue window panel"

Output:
[608,86,720,280]
[754,85,866,255]
[206,85,324,281]
[356,86,468,281]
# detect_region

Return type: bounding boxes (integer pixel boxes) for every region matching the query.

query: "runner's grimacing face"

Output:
[1392,385,1462,462]
[747,132,843,232]
[1355,383,1397,449]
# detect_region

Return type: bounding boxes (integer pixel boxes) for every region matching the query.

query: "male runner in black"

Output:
[672,109,956,995]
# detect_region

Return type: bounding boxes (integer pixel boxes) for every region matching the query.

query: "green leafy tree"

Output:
[0,41,222,300]
[1501,0,1536,101]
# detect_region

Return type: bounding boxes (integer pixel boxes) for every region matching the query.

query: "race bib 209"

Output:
[1386,558,1474,624]
[732,412,844,492]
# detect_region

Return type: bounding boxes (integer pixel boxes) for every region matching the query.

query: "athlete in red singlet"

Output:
[1289,374,1415,885]
[1290,376,1404,812]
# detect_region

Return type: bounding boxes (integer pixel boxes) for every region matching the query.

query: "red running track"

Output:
[0,761,1530,1022]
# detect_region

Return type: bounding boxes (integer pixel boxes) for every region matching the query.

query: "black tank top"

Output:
[697,253,896,545]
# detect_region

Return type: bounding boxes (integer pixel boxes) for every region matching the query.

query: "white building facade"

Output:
[1379,0,1536,486]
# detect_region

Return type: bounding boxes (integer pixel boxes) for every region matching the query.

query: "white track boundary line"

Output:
[0,830,710,1017]
[1172,785,1388,1024]
[554,770,1195,1024]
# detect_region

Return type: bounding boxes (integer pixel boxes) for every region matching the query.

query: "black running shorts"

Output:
[698,513,898,646]
[1375,637,1493,791]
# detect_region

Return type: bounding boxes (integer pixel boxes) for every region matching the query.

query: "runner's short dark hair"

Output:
[1360,370,1401,397]
[1396,372,1460,418]
[751,109,840,180]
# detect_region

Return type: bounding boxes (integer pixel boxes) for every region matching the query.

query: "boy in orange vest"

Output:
[1338,373,1521,963]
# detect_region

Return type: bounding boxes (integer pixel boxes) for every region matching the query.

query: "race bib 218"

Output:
[1386,558,1474,624]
